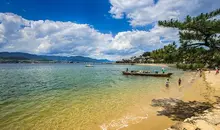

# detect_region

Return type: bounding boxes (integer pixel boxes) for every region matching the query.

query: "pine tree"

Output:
[158,9,220,50]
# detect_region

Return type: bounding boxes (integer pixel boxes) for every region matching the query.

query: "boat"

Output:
[122,71,173,77]
[85,64,94,67]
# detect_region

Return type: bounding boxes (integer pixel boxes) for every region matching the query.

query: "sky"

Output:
[0,0,219,60]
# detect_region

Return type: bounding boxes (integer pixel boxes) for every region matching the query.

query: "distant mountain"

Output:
[0,52,111,63]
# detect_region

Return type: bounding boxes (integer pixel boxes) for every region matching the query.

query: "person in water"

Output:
[162,68,165,74]
[178,78,182,86]
[126,68,129,72]
[215,67,219,75]
[199,69,202,77]
[166,79,170,87]
[216,68,219,75]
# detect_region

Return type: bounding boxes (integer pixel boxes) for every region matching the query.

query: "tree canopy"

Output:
[158,8,220,50]
[149,42,177,63]
[117,9,220,69]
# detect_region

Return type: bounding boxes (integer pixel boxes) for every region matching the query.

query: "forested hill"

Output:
[0,52,111,63]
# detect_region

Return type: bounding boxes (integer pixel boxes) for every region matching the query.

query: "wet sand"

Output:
[118,72,195,130]
[165,71,220,130]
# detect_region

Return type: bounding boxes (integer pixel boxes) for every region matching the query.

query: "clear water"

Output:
[0,64,184,130]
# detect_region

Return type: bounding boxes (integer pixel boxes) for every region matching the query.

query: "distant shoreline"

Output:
[135,63,175,67]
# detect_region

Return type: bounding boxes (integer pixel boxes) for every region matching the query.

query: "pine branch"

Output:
[179,31,204,41]
[158,8,220,50]
[185,42,207,47]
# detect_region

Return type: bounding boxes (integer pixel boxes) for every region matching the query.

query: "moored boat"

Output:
[122,71,173,77]
[85,64,94,67]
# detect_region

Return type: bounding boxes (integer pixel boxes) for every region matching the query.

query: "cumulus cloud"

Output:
[106,26,178,59]
[0,13,113,58]
[0,13,178,60]
[109,0,220,26]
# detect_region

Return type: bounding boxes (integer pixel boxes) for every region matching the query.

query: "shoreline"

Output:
[120,71,198,130]
[121,70,220,130]
[166,71,220,130]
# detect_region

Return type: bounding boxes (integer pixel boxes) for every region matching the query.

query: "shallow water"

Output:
[0,64,184,130]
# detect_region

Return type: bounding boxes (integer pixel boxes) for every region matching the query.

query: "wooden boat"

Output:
[122,71,173,77]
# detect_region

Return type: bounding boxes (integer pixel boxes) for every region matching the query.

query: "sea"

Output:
[0,64,185,130]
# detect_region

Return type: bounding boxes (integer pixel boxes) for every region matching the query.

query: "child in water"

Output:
[166,79,169,87]
[199,69,202,77]
[216,67,219,75]
[178,78,182,86]
[162,68,165,74]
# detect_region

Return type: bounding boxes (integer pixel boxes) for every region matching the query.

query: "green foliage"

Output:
[147,42,177,63]
[177,47,209,64]
[157,8,220,69]
[176,63,205,70]
[142,52,151,57]
[120,9,220,70]
[158,8,220,50]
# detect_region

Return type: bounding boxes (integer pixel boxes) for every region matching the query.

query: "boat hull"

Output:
[85,66,93,67]
[122,71,173,77]
[85,65,94,67]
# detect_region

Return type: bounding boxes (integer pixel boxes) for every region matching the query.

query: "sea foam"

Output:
[100,114,148,130]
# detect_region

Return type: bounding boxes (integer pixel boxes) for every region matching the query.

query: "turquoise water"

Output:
[0,64,184,130]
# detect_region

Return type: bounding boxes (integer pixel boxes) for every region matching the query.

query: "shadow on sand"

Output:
[151,98,213,121]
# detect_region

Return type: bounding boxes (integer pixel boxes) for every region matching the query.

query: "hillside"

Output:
[0,52,111,63]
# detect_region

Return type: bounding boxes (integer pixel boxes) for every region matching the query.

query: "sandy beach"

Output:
[166,71,220,130]
[120,70,220,130]
[205,71,220,92]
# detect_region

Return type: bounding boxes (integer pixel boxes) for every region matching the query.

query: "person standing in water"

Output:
[162,67,165,74]
[199,69,202,77]
[178,78,182,86]
[126,68,129,72]
[166,79,170,87]
[216,67,219,75]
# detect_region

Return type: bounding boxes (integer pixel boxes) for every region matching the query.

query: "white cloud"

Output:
[0,13,113,58]
[106,26,178,59]
[109,0,154,19]
[0,13,178,60]
[109,0,220,26]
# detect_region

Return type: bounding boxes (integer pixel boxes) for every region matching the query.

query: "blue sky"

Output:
[0,0,219,60]
[1,0,133,34]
